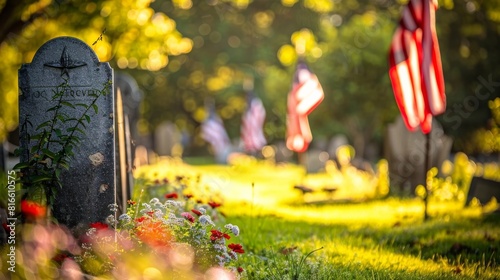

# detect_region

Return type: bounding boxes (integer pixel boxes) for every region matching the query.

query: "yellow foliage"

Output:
[277,44,297,66]
[304,0,334,13]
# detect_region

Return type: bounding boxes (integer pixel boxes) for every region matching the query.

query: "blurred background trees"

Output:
[1,0,499,158]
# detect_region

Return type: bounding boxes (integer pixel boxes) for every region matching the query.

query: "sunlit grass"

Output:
[133,156,500,279]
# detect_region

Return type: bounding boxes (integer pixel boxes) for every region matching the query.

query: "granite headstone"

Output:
[384,116,453,193]
[18,37,115,228]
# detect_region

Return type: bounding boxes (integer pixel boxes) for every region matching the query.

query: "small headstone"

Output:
[18,37,115,228]
[327,135,349,159]
[305,149,329,173]
[134,145,149,168]
[274,141,294,163]
[384,116,453,193]
[466,177,500,206]
[154,121,181,156]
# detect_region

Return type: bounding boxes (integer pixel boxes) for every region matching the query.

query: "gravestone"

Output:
[18,37,115,228]
[305,149,329,173]
[466,177,500,206]
[384,116,453,193]
[154,121,181,156]
[115,88,132,214]
[327,135,349,160]
[114,72,142,143]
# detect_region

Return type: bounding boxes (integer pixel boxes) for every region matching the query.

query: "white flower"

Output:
[230,225,240,236]
[106,214,116,225]
[118,214,131,222]
[224,224,240,236]
[198,207,206,214]
[149,198,160,204]
[86,228,96,236]
[199,215,215,226]
[108,203,119,212]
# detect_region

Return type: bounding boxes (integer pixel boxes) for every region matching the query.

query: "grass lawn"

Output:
[134,158,500,279]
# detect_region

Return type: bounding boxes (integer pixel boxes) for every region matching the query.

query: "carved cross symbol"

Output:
[44,47,87,78]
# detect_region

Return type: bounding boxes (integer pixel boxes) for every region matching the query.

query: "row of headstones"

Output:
[17,37,139,229]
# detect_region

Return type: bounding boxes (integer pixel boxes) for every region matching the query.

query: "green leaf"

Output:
[41,148,56,159]
[61,101,75,109]
[36,121,51,130]
[31,175,52,184]
[84,115,91,123]
[57,115,66,122]
[59,162,70,169]
[75,103,88,109]
[54,128,62,137]
[77,119,87,129]
[92,104,98,114]
[13,162,30,170]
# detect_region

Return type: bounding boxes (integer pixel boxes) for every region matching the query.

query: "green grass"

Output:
[225,208,500,279]
[134,158,500,279]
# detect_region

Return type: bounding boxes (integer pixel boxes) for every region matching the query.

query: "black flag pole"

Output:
[424,131,431,220]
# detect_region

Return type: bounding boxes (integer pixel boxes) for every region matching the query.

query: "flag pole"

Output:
[424,131,431,220]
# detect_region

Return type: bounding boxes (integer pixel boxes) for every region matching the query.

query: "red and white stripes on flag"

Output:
[389,0,445,134]
[286,61,324,153]
[241,92,267,153]
[201,109,230,156]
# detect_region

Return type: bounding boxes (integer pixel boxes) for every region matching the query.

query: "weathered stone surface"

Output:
[19,36,115,228]
[384,116,453,193]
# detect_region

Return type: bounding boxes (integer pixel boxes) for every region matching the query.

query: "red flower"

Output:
[191,209,202,216]
[228,243,245,254]
[21,200,46,218]
[52,253,70,264]
[135,216,147,223]
[181,212,195,223]
[146,211,155,217]
[237,267,244,273]
[208,201,222,209]
[136,219,173,249]
[127,199,136,205]
[165,192,178,199]
[89,222,108,230]
[210,229,230,241]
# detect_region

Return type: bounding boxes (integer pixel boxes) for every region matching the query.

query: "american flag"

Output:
[388,0,445,134]
[201,106,230,156]
[241,91,267,153]
[286,61,324,153]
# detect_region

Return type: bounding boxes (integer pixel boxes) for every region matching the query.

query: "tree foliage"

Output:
[1,0,499,157]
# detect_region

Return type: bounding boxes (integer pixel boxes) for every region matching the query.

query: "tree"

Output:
[2,0,500,158]
[0,0,191,141]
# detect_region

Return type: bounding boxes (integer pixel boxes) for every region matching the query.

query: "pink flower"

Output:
[181,212,195,223]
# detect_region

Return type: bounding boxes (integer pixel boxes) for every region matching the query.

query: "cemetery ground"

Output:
[131,156,500,280]
[1,152,499,279]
